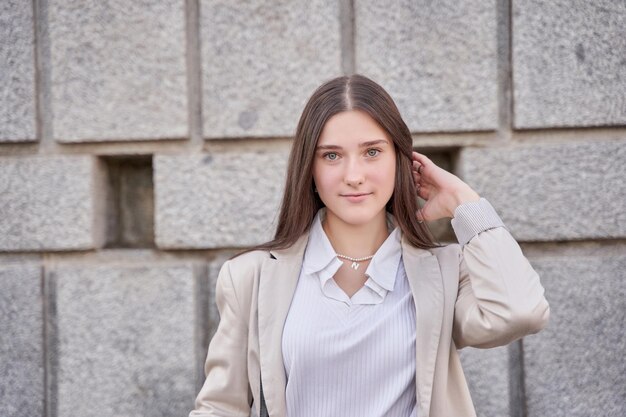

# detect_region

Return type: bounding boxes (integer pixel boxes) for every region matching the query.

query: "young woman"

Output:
[189,74,550,417]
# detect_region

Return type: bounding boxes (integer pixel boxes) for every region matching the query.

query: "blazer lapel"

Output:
[258,233,309,417]
[402,235,444,417]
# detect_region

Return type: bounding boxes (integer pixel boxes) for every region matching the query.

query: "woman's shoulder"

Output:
[224,249,271,278]
[216,250,270,307]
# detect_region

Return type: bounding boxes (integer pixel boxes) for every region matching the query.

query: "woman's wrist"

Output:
[448,187,481,218]
[450,197,506,247]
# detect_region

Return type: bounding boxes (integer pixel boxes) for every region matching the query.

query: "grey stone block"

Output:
[0,262,44,416]
[48,263,198,417]
[355,0,498,132]
[0,0,36,142]
[513,0,626,128]
[48,0,187,142]
[154,149,288,248]
[0,155,106,251]
[524,255,626,417]
[457,140,626,241]
[200,0,342,138]
[459,345,510,417]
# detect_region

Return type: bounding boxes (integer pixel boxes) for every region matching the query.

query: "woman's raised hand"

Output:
[411,151,481,222]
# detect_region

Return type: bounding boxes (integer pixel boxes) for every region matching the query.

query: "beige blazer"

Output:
[190,226,550,417]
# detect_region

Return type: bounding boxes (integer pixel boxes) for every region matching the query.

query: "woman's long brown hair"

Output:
[236,74,440,257]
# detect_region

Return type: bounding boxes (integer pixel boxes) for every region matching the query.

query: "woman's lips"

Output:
[341,193,372,203]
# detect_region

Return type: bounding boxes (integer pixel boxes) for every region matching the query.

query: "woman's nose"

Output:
[344,158,365,186]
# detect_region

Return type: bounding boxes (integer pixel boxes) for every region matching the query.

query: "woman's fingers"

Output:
[416,208,425,223]
[416,204,432,223]
[412,159,432,200]
[412,161,428,185]
[418,184,430,200]
[412,154,432,180]
[413,176,431,200]
[412,151,431,166]
[412,152,435,200]
[412,160,423,176]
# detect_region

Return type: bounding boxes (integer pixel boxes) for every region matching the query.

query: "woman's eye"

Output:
[367,149,380,157]
[324,152,338,161]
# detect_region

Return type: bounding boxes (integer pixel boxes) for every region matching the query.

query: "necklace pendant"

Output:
[351,261,360,270]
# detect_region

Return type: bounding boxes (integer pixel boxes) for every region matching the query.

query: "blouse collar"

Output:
[302,208,402,299]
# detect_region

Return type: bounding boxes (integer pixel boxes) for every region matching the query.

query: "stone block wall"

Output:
[1,1,624,416]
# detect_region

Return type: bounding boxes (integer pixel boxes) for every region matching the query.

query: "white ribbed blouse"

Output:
[281,209,418,417]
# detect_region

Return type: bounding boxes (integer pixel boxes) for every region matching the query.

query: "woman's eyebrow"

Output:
[316,139,389,150]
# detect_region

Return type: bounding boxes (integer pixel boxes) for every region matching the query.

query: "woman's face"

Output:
[312,110,396,227]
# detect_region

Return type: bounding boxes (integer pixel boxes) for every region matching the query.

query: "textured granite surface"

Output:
[356,0,498,132]
[513,0,626,128]
[200,0,342,138]
[154,149,289,248]
[48,0,187,141]
[524,255,626,416]
[457,140,626,241]
[48,263,198,416]
[0,155,105,251]
[0,0,36,142]
[0,262,44,416]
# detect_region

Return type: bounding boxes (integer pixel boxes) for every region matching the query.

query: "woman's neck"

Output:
[322,211,390,258]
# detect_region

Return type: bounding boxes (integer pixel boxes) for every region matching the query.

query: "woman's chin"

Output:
[325,205,387,227]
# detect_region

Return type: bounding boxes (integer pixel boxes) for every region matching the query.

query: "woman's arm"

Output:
[410,152,550,349]
[450,198,550,349]
[189,260,252,416]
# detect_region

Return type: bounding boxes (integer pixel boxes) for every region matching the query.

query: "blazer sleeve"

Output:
[190,260,253,416]
[450,198,550,349]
